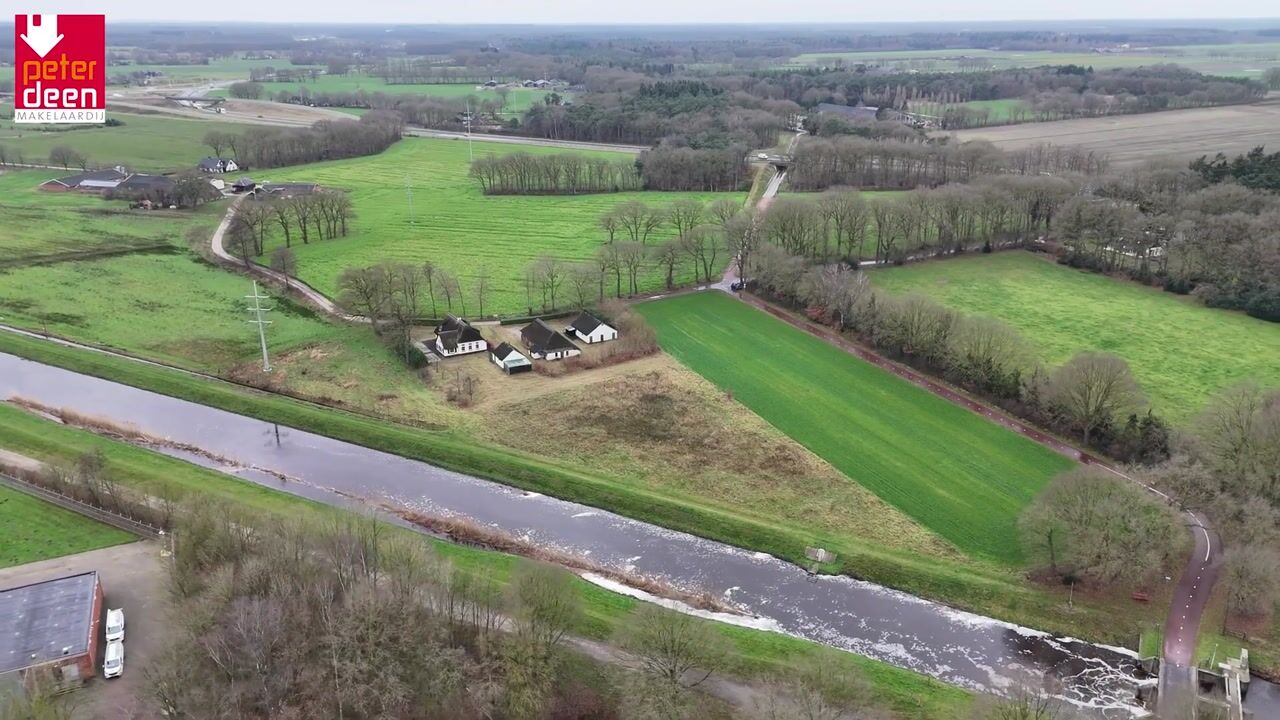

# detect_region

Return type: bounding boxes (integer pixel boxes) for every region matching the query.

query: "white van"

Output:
[105,608,125,642]
[103,640,125,679]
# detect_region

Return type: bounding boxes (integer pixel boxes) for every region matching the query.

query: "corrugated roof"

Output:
[0,572,98,674]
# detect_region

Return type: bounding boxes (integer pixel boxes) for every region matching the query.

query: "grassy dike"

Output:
[0,403,969,718]
[0,330,1153,645]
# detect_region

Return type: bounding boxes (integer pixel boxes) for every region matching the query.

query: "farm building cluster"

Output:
[38,162,319,203]
[419,312,619,375]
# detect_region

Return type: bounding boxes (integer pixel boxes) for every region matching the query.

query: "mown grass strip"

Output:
[637,291,1074,565]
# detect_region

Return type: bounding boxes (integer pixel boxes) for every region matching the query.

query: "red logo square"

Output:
[14,14,106,124]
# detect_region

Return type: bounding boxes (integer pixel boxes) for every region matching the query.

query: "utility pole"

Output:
[246,280,272,372]
[405,176,414,225]
[465,99,474,162]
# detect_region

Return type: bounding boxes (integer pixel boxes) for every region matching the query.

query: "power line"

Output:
[246,280,273,372]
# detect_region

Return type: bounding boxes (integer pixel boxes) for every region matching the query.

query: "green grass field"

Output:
[871,252,1280,422]
[0,485,134,568]
[637,291,1074,564]
[0,400,970,719]
[226,76,566,114]
[952,98,1028,122]
[0,171,227,261]
[788,43,1280,77]
[0,108,252,171]
[262,138,742,316]
[106,55,318,85]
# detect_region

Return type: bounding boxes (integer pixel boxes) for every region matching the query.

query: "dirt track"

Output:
[945,99,1280,166]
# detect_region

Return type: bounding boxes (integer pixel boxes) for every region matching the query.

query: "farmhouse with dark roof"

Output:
[434,315,487,357]
[566,311,617,344]
[521,319,581,360]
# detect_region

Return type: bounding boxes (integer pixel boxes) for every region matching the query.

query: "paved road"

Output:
[1156,511,1222,716]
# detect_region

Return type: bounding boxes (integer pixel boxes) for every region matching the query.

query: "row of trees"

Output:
[468,146,754,196]
[760,178,1076,264]
[788,136,1106,191]
[751,249,1170,463]
[637,144,752,192]
[203,113,403,169]
[227,192,355,263]
[469,153,642,195]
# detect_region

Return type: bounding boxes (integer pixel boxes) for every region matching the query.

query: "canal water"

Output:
[2,352,1155,716]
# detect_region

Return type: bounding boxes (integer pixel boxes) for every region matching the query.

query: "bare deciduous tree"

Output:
[269,247,297,289]
[1018,467,1183,586]
[616,605,727,689]
[1046,352,1146,446]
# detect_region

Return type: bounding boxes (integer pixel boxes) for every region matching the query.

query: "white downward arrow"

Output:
[21,14,65,58]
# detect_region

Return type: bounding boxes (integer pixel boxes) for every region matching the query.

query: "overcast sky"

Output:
[6,1,1278,25]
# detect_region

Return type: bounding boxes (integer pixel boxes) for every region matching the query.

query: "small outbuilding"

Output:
[231,177,257,193]
[521,318,581,361]
[434,315,487,357]
[0,571,104,688]
[490,342,533,374]
[566,311,617,344]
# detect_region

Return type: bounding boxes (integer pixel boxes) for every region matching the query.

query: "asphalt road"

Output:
[1156,511,1222,716]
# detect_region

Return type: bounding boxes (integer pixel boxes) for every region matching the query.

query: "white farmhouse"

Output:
[434,315,487,357]
[566,311,617,344]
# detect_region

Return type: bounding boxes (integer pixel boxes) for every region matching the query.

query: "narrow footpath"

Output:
[207,196,367,322]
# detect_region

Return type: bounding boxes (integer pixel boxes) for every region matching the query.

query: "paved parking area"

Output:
[0,541,168,719]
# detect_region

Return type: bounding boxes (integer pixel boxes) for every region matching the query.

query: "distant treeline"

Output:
[1192,146,1280,193]
[469,145,750,195]
[519,80,790,147]
[788,137,1107,191]
[370,58,513,85]
[749,65,1266,125]
[1057,173,1280,322]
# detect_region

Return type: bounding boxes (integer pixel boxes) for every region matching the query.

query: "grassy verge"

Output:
[0,330,1161,646]
[0,403,970,718]
[0,484,135,568]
